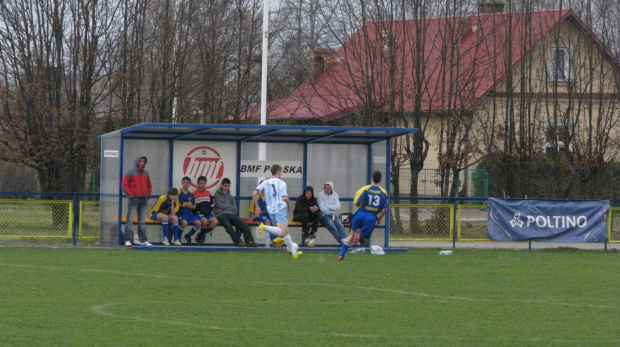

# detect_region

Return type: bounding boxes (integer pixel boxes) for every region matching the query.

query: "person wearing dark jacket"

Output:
[122,155,153,247]
[213,178,259,247]
[293,186,322,245]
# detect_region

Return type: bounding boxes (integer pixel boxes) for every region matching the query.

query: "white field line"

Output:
[2,261,618,310]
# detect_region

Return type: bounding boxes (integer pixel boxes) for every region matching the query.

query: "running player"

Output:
[253,164,302,258]
[338,171,388,261]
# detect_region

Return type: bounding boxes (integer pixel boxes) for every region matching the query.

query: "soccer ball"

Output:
[306,238,316,247]
[287,242,299,254]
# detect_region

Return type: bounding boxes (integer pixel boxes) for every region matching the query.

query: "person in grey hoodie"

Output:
[213,178,258,247]
[317,181,348,244]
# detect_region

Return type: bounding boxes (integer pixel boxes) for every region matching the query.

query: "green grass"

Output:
[0,247,619,346]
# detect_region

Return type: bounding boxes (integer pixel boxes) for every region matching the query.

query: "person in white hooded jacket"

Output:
[317,182,348,244]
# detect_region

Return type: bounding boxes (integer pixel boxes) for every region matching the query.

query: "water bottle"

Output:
[349,248,367,254]
[439,250,453,255]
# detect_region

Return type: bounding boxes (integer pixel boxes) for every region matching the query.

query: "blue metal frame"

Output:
[101,123,418,248]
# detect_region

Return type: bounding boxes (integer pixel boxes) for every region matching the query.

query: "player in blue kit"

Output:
[177,176,204,246]
[338,171,388,261]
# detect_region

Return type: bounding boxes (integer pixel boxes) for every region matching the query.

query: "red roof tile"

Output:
[242,9,606,122]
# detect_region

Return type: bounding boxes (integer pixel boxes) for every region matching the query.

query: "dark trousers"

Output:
[293,211,321,237]
[217,214,254,244]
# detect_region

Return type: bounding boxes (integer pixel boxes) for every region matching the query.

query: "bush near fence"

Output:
[0,193,618,244]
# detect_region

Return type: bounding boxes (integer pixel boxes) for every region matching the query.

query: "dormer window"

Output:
[551,47,568,82]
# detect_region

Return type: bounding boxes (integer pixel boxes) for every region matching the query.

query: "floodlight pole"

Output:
[259,0,269,162]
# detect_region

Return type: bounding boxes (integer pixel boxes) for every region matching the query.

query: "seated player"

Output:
[149,188,180,246]
[177,177,204,246]
[317,181,348,245]
[192,176,219,245]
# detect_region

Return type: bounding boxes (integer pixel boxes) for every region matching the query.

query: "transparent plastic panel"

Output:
[307,143,368,199]
[99,131,121,246]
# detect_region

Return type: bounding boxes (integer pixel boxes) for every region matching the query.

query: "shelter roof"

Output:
[100,123,417,144]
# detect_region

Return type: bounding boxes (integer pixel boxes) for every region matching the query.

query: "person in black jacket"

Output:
[293,186,322,245]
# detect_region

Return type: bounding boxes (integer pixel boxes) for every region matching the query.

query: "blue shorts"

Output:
[253,213,271,225]
[351,211,378,240]
[203,214,215,221]
[179,213,203,225]
[269,208,288,226]
[150,212,160,221]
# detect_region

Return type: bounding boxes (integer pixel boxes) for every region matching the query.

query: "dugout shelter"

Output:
[98,123,417,249]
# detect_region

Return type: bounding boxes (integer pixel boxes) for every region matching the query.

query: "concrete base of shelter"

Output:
[130,244,407,253]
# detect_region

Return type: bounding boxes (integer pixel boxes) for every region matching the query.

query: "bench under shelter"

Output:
[98,123,417,251]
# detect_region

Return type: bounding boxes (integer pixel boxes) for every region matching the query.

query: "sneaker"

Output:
[196,236,205,246]
[124,240,132,247]
[245,241,259,247]
[162,238,170,246]
[272,237,284,247]
[236,241,245,247]
[142,241,153,246]
[258,223,265,234]
[292,251,303,259]
[184,235,192,245]
[337,256,344,261]
[174,239,182,246]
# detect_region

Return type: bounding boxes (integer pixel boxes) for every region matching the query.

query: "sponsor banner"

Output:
[103,150,119,158]
[240,161,303,178]
[487,198,608,242]
[173,143,237,191]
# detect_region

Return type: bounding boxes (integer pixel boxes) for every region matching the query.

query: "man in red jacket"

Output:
[122,156,153,246]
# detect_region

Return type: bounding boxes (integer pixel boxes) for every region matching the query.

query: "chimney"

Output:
[459,17,472,37]
[309,48,335,80]
[478,1,505,14]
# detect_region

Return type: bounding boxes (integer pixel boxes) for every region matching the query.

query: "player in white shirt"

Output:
[253,164,302,258]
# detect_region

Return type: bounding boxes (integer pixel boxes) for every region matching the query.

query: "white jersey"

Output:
[256,177,288,214]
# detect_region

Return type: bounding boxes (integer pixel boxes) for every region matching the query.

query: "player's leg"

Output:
[338,212,363,260]
[182,216,201,245]
[152,212,170,245]
[178,217,188,244]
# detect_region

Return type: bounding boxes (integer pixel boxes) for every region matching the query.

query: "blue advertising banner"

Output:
[487,198,609,242]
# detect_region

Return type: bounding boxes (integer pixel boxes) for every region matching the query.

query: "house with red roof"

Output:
[241,3,620,182]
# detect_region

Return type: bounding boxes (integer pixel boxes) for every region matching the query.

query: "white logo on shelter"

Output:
[183,146,224,189]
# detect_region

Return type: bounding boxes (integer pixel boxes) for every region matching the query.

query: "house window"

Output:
[544,123,572,154]
[551,48,568,82]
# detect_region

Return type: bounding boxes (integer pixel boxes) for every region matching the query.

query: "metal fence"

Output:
[1,192,619,245]
[0,192,98,244]
[395,168,489,197]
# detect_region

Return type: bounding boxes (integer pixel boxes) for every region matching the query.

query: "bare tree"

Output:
[0,0,116,193]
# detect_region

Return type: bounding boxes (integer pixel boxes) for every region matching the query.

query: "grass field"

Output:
[1,246,619,346]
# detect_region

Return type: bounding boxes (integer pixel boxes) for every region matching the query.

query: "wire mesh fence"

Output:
[1,192,620,244]
[0,200,73,238]
[79,201,100,239]
[457,204,489,240]
[389,204,454,240]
